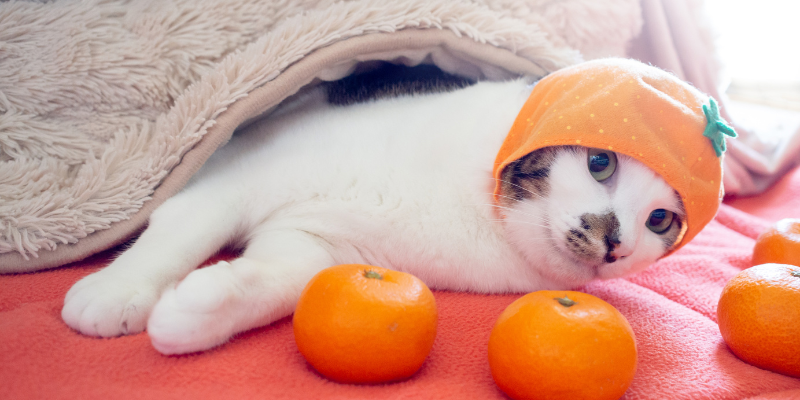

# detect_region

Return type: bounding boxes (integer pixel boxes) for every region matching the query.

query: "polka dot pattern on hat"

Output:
[493,58,728,255]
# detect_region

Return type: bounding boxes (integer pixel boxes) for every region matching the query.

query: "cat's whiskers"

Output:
[482,193,552,218]
[492,193,527,204]
[481,203,552,224]
[503,235,555,248]
[492,178,546,201]
[487,219,552,230]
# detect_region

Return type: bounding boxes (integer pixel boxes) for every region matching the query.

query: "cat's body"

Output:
[195,79,543,293]
[63,76,684,354]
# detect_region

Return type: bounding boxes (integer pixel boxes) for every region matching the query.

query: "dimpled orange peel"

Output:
[752,218,800,267]
[488,290,637,400]
[293,264,438,384]
[717,263,800,378]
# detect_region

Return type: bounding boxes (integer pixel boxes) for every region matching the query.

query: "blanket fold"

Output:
[2,0,644,271]
[3,0,797,271]
[3,2,800,397]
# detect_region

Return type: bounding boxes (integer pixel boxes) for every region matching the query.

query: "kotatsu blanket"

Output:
[3,0,800,271]
[0,0,620,270]
[3,0,800,398]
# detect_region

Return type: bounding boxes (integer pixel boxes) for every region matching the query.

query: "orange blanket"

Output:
[3,167,800,399]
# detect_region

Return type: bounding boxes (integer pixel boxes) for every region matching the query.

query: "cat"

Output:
[62,68,684,355]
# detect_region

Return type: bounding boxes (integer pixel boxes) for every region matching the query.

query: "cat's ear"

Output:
[516,147,557,177]
[498,160,524,202]
[499,147,557,202]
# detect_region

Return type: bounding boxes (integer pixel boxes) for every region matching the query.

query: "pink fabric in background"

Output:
[628,0,800,197]
[2,166,799,399]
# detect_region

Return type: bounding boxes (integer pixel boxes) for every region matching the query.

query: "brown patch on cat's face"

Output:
[566,212,622,264]
[498,147,557,205]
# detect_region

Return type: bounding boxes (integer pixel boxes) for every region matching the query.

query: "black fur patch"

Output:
[498,147,557,203]
[325,62,475,106]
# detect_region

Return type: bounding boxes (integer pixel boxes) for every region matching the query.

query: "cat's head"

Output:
[497,145,685,287]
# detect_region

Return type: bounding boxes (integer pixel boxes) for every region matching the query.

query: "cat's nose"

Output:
[604,236,620,263]
[604,236,633,263]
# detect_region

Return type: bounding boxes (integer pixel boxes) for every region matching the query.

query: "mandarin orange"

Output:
[488,290,637,400]
[293,264,437,384]
[752,218,800,267]
[717,263,800,378]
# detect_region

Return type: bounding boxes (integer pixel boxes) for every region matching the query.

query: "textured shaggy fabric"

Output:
[3,2,800,398]
[0,0,643,271]
[2,165,800,399]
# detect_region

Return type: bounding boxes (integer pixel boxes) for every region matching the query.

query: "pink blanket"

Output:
[2,166,800,399]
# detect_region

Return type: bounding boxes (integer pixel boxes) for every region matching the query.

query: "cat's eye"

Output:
[587,148,617,182]
[646,209,674,234]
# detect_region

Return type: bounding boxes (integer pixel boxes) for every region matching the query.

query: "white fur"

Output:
[62,79,682,354]
[504,149,683,285]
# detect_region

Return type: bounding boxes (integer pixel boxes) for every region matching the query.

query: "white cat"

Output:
[62,78,684,354]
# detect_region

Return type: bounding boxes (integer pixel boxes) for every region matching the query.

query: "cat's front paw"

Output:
[147,261,240,355]
[62,270,159,337]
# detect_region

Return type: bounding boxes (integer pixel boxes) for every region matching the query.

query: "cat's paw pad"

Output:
[62,271,158,337]
[147,262,239,354]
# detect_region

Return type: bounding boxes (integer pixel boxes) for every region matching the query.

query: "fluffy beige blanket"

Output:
[0,0,646,272]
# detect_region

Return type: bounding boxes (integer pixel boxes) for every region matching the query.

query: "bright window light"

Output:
[706,0,800,110]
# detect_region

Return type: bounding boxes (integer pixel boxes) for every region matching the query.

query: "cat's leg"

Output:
[61,190,241,337]
[146,228,334,355]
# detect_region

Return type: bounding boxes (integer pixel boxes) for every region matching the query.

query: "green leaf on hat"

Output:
[702,97,738,157]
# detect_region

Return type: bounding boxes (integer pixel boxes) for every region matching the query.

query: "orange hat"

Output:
[493,58,736,254]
